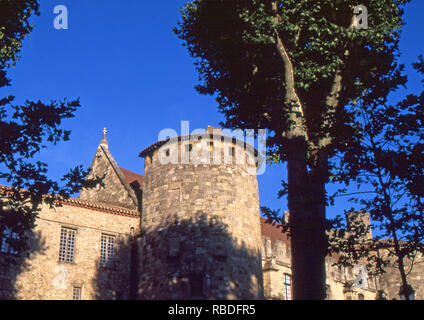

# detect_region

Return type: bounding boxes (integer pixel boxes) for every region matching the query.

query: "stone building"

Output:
[138,127,263,299]
[0,127,422,300]
[0,131,142,300]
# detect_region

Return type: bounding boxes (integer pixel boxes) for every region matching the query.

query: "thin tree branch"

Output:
[271,1,308,141]
[333,191,377,197]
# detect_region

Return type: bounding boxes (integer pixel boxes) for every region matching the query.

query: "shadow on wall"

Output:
[0,226,46,300]
[137,211,263,300]
[91,235,138,300]
[91,212,263,300]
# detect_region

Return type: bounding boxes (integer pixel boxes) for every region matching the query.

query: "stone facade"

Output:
[260,218,378,300]
[260,213,424,300]
[1,127,423,300]
[138,129,263,299]
[374,247,424,300]
[0,199,140,300]
[78,131,140,210]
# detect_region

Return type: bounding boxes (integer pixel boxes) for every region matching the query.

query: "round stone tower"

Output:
[138,126,263,299]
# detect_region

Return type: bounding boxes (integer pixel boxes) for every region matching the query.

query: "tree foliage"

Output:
[0,0,98,257]
[175,0,409,158]
[329,57,424,299]
[0,0,39,87]
[175,0,411,299]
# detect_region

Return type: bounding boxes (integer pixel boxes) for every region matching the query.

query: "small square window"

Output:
[185,144,193,152]
[246,154,257,166]
[325,285,331,300]
[115,290,124,300]
[0,228,19,255]
[190,274,204,299]
[73,287,82,300]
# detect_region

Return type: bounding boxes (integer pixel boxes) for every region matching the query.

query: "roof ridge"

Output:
[99,144,139,207]
[0,185,139,217]
[63,197,140,217]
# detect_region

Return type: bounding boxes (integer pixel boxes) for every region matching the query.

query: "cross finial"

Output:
[100,127,108,147]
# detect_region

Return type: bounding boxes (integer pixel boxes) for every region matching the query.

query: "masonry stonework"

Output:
[0,200,139,300]
[1,127,423,300]
[138,131,263,299]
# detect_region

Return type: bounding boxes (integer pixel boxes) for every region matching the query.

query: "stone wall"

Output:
[261,219,379,300]
[376,249,424,300]
[139,134,263,299]
[2,129,423,301]
[78,143,139,210]
[0,200,139,300]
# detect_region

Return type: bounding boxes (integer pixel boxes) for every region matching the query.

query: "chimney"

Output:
[206,125,222,135]
[345,211,372,240]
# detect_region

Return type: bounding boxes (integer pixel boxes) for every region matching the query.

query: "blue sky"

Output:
[2,0,423,221]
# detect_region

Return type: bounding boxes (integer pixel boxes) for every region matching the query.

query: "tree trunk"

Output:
[287,140,327,300]
[391,227,413,300]
[271,1,329,299]
[385,201,414,299]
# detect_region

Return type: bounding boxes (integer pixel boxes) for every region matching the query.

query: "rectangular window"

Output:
[190,274,204,299]
[207,141,214,151]
[114,290,123,300]
[100,234,115,267]
[325,285,331,300]
[59,227,76,263]
[283,274,292,300]
[73,287,82,300]
[0,228,18,255]
[246,154,256,167]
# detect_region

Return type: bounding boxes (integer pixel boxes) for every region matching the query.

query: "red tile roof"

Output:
[260,217,289,243]
[63,197,140,217]
[120,167,144,190]
[260,217,344,261]
[0,185,140,218]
